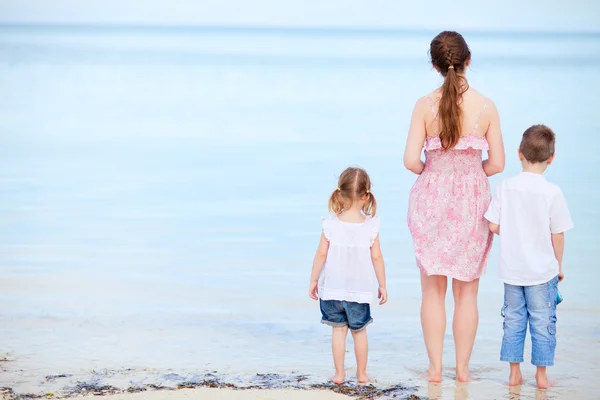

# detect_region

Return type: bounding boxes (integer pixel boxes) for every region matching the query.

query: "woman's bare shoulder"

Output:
[423,89,442,102]
[467,87,496,105]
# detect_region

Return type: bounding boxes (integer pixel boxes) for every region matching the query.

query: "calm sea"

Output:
[1,25,599,399]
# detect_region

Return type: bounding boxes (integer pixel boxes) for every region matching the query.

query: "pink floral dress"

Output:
[407,97,493,282]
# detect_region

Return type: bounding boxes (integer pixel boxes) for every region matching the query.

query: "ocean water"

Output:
[0,26,599,399]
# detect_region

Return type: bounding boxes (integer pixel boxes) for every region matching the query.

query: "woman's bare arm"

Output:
[404,98,427,175]
[483,100,505,177]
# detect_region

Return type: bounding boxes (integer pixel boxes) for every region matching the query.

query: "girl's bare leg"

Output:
[330,325,348,384]
[351,328,368,383]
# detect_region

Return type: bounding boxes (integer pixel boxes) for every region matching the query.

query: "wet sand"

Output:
[91,389,350,399]
[0,388,351,400]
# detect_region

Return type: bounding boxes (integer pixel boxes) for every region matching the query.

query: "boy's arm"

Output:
[549,189,574,283]
[484,182,502,234]
[489,223,500,235]
[309,233,329,300]
[551,233,565,282]
[370,236,388,305]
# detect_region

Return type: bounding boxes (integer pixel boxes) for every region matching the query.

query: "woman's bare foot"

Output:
[329,373,345,385]
[456,373,471,382]
[456,366,471,382]
[428,368,442,383]
[509,363,523,386]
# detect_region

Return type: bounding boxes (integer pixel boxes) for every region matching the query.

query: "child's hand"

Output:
[309,281,318,300]
[558,272,564,282]
[378,287,388,305]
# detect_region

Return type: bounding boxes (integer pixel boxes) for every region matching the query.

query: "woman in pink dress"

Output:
[404,31,505,382]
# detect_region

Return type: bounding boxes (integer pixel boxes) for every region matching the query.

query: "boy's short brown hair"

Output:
[519,124,556,163]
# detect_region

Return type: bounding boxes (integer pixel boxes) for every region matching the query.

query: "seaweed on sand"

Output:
[3,370,421,400]
[44,375,72,382]
[310,382,421,400]
[63,381,119,397]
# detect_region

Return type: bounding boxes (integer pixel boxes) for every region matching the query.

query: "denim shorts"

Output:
[500,275,559,366]
[320,299,373,332]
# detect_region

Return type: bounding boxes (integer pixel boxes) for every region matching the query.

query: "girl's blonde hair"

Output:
[328,167,377,217]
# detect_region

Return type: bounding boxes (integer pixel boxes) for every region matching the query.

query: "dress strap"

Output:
[425,95,438,122]
[471,100,488,135]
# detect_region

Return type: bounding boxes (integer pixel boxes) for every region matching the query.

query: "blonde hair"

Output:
[328,167,377,217]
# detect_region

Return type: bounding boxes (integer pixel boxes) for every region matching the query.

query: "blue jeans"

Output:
[319,299,372,332]
[501,276,559,366]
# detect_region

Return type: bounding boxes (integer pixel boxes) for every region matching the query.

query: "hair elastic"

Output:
[448,65,455,70]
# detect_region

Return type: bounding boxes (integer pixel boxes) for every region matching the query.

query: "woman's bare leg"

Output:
[420,271,448,382]
[452,278,480,382]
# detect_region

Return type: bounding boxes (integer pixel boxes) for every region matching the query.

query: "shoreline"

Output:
[0,370,420,400]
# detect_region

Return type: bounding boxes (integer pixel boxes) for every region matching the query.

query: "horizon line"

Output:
[1,22,600,39]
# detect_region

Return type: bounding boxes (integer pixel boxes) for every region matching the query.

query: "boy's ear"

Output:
[517,149,524,161]
[547,154,555,165]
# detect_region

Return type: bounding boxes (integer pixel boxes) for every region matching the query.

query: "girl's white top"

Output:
[318,214,380,305]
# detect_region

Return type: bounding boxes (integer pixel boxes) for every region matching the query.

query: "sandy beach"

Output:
[2,24,600,400]
[79,389,351,400]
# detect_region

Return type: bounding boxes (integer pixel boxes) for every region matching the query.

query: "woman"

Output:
[404,31,505,382]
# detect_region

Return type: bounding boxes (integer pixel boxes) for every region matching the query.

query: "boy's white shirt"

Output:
[485,172,573,286]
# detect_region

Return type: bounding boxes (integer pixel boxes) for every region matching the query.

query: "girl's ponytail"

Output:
[328,187,346,215]
[362,192,377,217]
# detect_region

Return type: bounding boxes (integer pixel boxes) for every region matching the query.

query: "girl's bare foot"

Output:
[428,368,442,383]
[357,371,370,384]
[509,363,523,386]
[329,373,345,385]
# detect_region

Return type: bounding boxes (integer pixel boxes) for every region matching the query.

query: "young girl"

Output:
[308,167,388,384]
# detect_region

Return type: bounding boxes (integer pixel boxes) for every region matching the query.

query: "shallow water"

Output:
[1,26,599,399]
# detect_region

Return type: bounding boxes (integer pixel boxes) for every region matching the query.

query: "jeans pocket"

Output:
[548,310,557,335]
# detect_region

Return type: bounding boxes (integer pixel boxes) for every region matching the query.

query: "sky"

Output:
[0,0,598,33]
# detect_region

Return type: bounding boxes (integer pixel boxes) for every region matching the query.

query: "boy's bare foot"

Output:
[508,372,523,386]
[536,373,554,389]
[329,373,345,385]
[535,367,555,389]
[509,363,523,386]
[428,368,442,383]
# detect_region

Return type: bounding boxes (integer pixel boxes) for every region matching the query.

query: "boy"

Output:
[484,124,573,389]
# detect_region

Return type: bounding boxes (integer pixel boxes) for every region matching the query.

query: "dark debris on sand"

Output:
[176,373,421,399]
[310,382,421,400]
[44,375,72,383]
[2,371,422,400]
[63,381,120,397]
